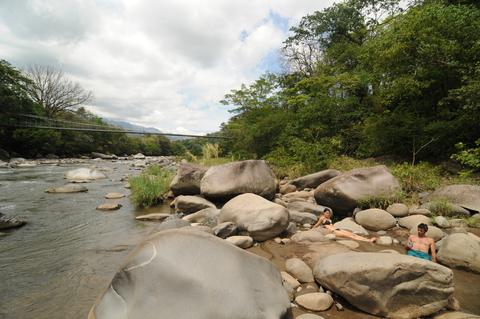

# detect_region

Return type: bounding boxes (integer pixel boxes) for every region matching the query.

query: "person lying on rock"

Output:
[405,223,436,262]
[313,208,377,243]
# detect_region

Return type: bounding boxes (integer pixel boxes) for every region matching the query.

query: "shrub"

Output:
[428,199,455,217]
[201,143,220,160]
[329,156,378,172]
[466,216,480,228]
[357,191,406,210]
[390,162,442,194]
[129,165,174,208]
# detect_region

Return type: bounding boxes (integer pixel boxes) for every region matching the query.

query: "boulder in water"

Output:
[46,184,88,193]
[0,213,26,230]
[88,229,291,319]
[200,160,276,200]
[65,168,106,181]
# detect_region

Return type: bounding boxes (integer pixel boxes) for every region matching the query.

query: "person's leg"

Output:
[333,229,376,242]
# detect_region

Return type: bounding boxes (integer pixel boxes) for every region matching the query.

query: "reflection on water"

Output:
[0,163,172,319]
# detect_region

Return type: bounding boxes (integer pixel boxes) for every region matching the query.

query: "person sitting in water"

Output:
[406,223,436,262]
[313,208,377,243]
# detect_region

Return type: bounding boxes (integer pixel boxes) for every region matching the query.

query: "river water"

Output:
[0,161,171,319]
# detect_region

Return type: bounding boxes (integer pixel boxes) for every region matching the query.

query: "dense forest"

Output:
[218,0,480,175]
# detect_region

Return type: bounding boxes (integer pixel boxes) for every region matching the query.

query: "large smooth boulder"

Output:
[333,217,369,235]
[173,195,215,215]
[437,233,480,273]
[169,162,207,196]
[314,252,454,319]
[398,215,432,229]
[0,213,26,230]
[88,230,291,319]
[65,168,106,181]
[200,160,276,200]
[354,208,396,231]
[426,184,480,212]
[290,169,341,190]
[218,193,289,241]
[314,166,400,215]
[92,152,116,159]
[46,184,88,193]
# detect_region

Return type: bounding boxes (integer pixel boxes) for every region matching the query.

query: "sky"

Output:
[0,0,335,135]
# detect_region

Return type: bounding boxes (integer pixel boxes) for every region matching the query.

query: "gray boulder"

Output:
[88,230,291,319]
[173,195,215,215]
[285,257,314,283]
[46,184,88,193]
[0,213,26,230]
[218,193,289,241]
[314,166,400,215]
[200,160,276,200]
[354,208,396,231]
[426,184,480,213]
[290,169,341,190]
[386,203,409,217]
[169,162,207,196]
[313,252,454,319]
[434,216,451,228]
[182,207,220,224]
[213,222,238,239]
[65,168,106,181]
[289,211,317,225]
[437,233,480,273]
[333,217,369,235]
[398,215,431,229]
[286,201,327,215]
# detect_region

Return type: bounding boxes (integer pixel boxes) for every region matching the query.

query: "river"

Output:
[0,161,171,319]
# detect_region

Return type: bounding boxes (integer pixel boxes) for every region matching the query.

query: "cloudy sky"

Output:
[0,0,335,135]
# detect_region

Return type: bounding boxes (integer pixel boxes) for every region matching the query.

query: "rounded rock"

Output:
[295,292,333,311]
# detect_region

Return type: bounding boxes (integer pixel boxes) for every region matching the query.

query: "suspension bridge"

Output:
[0,113,228,139]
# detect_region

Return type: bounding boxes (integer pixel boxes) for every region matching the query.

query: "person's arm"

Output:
[313,216,323,229]
[430,240,437,262]
[406,235,414,250]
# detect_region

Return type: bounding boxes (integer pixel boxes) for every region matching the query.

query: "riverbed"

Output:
[0,161,171,319]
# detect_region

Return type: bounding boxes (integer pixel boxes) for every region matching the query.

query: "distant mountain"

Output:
[102,118,186,140]
[103,118,163,134]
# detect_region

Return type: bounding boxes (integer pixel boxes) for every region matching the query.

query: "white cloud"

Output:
[0,0,335,134]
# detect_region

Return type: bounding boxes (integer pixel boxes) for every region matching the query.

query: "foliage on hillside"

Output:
[0,60,175,157]
[218,0,480,177]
